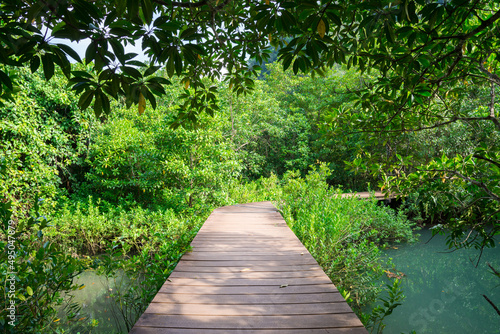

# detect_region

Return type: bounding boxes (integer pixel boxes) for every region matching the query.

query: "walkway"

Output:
[342,191,395,201]
[130,202,367,333]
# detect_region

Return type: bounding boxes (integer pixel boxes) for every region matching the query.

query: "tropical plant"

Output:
[366,279,406,334]
[0,198,90,332]
[276,165,415,308]
[85,105,242,210]
[0,67,93,220]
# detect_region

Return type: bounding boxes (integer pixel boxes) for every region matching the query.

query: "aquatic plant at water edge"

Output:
[0,199,92,332]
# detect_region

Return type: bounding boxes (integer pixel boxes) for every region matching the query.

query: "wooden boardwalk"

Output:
[130,202,367,333]
[342,191,396,201]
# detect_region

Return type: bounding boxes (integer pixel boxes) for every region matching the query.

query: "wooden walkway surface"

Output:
[131,201,367,333]
[342,191,395,201]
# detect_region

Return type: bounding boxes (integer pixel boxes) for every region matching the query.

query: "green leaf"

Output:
[147,76,170,85]
[417,56,430,68]
[121,66,142,79]
[280,11,296,32]
[102,92,111,114]
[385,24,396,43]
[94,89,103,117]
[78,89,94,110]
[27,286,33,296]
[326,12,341,26]
[42,54,55,80]
[416,90,431,97]
[280,54,292,71]
[57,44,82,63]
[0,70,13,91]
[85,42,96,64]
[292,58,300,75]
[166,54,175,77]
[141,0,153,25]
[174,51,183,75]
[109,39,125,63]
[29,55,41,73]
[180,27,197,40]
[144,65,161,77]
[71,71,94,80]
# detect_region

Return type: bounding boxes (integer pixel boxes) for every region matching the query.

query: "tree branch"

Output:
[482,294,500,317]
[153,0,208,8]
[465,9,500,39]
[347,115,498,135]
[425,169,500,202]
[473,154,500,169]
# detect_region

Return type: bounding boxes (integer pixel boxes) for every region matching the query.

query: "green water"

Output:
[58,270,133,333]
[381,228,500,334]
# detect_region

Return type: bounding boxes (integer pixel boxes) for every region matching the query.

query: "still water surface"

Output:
[381,228,500,334]
[59,270,132,333]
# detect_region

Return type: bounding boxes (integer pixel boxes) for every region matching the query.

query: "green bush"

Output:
[0,199,90,333]
[277,165,415,308]
[0,68,93,220]
[46,197,203,256]
[85,107,242,211]
[43,197,208,332]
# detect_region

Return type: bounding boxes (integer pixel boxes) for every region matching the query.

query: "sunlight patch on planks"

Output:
[130,201,367,333]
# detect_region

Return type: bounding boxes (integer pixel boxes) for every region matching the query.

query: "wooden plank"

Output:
[131,328,367,334]
[143,302,354,316]
[159,284,338,294]
[181,254,316,261]
[168,271,327,279]
[151,292,346,304]
[131,201,367,333]
[133,313,363,329]
[169,260,319,267]
[191,243,307,252]
[186,251,309,256]
[164,276,333,286]
[173,264,322,272]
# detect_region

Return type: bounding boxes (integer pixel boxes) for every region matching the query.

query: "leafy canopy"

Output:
[0,1,497,120]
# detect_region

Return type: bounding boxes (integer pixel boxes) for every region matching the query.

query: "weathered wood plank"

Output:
[133,313,363,329]
[131,328,367,334]
[164,276,333,286]
[168,260,319,267]
[181,254,316,262]
[158,284,339,294]
[168,271,327,279]
[143,302,354,316]
[151,292,346,305]
[173,264,322,272]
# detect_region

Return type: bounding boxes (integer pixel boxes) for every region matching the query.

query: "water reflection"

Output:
[381,229,500,333]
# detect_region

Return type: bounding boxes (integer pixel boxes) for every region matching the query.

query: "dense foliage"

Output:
[0,67,418,332]
[0,199,88,332]
[0,68,93,219]
[279,166,414,308]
